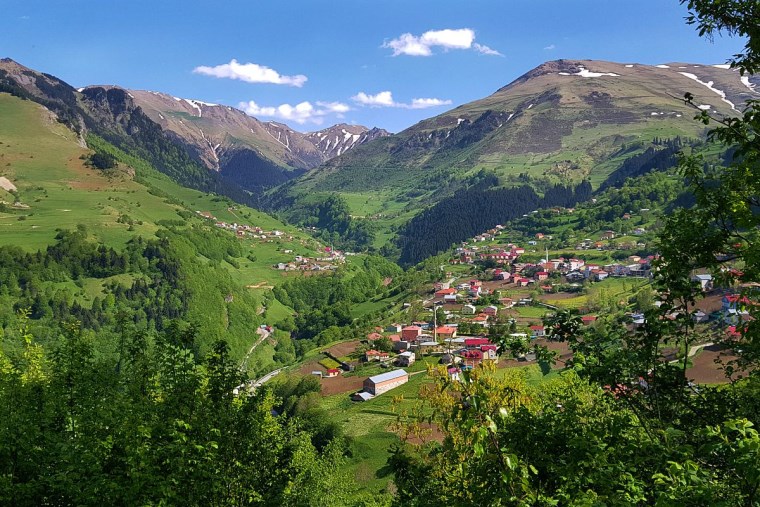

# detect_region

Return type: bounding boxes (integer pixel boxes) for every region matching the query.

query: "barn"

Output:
[363,369,408,396]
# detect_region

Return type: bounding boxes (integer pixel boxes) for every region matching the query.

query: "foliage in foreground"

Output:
[0,315,368,506]
[390,365,759,506]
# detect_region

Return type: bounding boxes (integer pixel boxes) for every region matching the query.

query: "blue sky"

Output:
[1,0,747,133]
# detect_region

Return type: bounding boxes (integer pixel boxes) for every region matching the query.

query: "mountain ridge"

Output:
[0,57,389,194]
[295,59,760,195]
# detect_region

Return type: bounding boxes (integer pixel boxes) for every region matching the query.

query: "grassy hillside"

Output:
[0,93,323,283]
[0,92,336,367]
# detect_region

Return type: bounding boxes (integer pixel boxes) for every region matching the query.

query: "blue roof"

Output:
[367,369,407,384]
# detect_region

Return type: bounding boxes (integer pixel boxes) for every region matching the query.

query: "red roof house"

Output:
[402,325,422,341]
[581,315,598,325]
[464,337,491,348]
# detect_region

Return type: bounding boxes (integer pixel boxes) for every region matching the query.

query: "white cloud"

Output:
[351,91,451,109]
[384,33,433,56]
[420,28,474,50]
[193,59,307,87]
[409,97,452,109]
[383,28,501,57]
[352,91,396,107]
[544,44,556,50]
[473,43,503,56]
[316,101,351,114]
[238,99,350,124]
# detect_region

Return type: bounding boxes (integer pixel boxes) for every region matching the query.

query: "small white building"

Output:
[397,351,416,367]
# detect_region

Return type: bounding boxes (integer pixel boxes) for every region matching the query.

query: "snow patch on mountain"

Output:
[559,66,618,78]
[679,72,737,111]
[741,75,756,92]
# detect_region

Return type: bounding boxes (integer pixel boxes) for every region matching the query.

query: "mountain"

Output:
[0,58,388,196]
[275,59,760,262]
[122,90,389,190]
[295,59,760,195]
[304,123,390,159]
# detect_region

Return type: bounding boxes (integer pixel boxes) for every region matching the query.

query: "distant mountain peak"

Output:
[304,123,391,159]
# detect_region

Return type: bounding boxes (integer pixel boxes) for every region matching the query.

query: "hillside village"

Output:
[196,209,346,271]
[299,221,752,402]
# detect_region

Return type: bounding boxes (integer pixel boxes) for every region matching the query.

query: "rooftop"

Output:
[368,369,408,384]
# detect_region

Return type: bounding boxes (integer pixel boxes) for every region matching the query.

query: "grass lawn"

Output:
[322,373,434,494]
[514,305,549,319]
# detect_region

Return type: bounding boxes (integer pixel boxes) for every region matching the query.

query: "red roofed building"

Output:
[581,315,598,325]
[325,368,341,378]
[535,271,549,281]
[726,326,742,339]
[481,344,499,360]
[366,332,382,341]
[436,326,457,338]
[388,334,401,342]
[529,325,545,337]
[499,297,514,308]
[464,338,490,348]
[435,288,457,297]
[461,349,484,368]
[472,314,489,325]
[402,325,422,341]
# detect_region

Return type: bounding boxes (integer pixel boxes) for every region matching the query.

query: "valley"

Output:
[1,2,760,502]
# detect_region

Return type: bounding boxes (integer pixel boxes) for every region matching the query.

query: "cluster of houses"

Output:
[363,324,500,366]
[545,255,655,283]
[352,328,505,401]
[275,249,345,272]
[452,243,525,265]
[451,243,654,290]
[196,210,290,240]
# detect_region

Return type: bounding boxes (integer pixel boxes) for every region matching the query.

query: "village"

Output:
[195,209,346,271]
[294,224,752,402]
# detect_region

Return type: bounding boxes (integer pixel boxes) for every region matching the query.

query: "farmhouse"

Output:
[691,274,713,291]
[581,315,598,325]
[529,325,545,338]
[402,325,423,341]
[435,326,457,339]
[365,349,390,362]
[460,349,484,368]
[363,369,409,396]
[397,351,415,366]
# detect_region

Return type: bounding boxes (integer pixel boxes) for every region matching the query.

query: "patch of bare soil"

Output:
[687,345,747,384]
[325,340,360,358]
